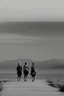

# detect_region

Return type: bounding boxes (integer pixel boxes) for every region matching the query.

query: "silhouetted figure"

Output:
[30,63,36,82]
[16,63,22,81]
[23,62,29,81]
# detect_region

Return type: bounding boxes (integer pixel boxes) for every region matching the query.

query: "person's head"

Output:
[32,62,34,66]
[18,63,21,66]
[18,63,20,66]
[25,62,27,65]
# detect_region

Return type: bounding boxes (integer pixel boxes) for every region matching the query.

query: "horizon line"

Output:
[0,58,63,63]
[1,21,64,23]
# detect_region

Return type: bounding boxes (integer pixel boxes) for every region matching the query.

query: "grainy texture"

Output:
[1,80,64,96]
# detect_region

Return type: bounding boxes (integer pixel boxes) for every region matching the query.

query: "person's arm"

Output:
[21,66,22,70]
[23,66,25,71]
[31,66,32,70]
[28,66,29,70]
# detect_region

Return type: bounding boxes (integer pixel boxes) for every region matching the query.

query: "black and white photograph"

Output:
[0,0,64,96]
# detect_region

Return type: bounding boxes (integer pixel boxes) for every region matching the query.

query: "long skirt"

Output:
[17,70,22,77]
[23,70,29,77]
[31,71,36,77]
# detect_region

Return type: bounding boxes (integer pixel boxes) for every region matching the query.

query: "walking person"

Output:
[23,62,29,81]
[30,63,36,82]
[16,63,22,81]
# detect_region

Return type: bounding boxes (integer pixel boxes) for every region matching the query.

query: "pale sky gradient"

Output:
[0,33,64,61]
[0,1,64,61]
[0,0,64,21]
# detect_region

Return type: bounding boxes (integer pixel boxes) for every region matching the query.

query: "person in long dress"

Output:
[16,63,22,81]
[30,63,36,82]
[23,62,29,81]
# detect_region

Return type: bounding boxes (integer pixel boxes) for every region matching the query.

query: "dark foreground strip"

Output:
[0,80,9,91]
[47,79,64,92]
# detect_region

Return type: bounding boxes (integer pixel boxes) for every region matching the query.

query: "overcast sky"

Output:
[0,1,64,61]
[0,0,64,21]
[0,22,64,61]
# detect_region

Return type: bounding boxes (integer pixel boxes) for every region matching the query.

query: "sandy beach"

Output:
[0,79,63,96]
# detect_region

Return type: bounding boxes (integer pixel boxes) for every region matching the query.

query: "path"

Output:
[1,79,64,96]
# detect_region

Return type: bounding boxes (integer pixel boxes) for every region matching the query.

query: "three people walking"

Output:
[16,62,36,82]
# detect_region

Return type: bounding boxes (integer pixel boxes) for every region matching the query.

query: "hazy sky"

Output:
[0,22,64,61]
[0,0,64,21]
[0,1,64,61]
[0,33,64,61]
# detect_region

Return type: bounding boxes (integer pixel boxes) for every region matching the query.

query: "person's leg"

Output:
[32,77,35,82]
[17,76,18,81]
[32,75,36,82]
[17,76,20,81]
[17,74,21,81]
[31,75,34,82]
[31,73,33,81]
[17,72,19,81]
[32,77,34,82]
[33,76,35,81]
[24,72,28,81]
[24,75,27,81]
[20,72,22,81]
[17,72,20,81]
[24,74,26,81]
[31,74,33,81]
[23,74,25,81]
[24,71,26,81]
[19,76,21,81]
[18,77,20,81]
[26,75,27,81]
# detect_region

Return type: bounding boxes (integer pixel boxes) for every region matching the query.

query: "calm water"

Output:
[0,69,64,80]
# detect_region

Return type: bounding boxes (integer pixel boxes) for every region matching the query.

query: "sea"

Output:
[0,69,64,80]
